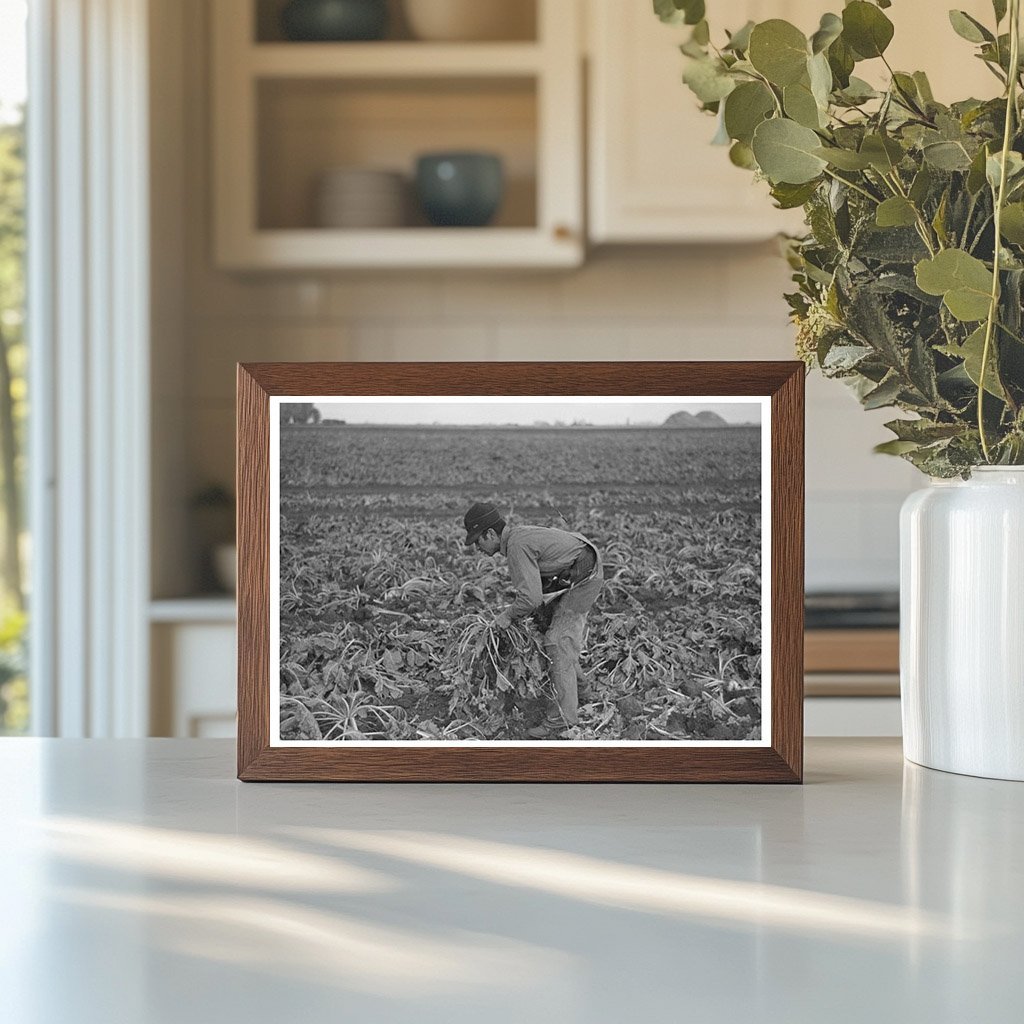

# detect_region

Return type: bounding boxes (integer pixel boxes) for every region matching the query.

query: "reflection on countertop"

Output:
[2,739,1023,1022]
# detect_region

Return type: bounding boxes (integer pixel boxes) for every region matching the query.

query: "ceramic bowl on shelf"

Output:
[315,167,408,228]
[403,0,534,42]
[414,152,504,227]
[280,0,389,42]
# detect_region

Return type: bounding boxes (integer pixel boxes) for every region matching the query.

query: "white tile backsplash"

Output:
[182,247,918,592]
[492,322,629,361]
[558,251,727,320]
[326,275,446,321]
[441,272,562,321]
[172,0,917,593]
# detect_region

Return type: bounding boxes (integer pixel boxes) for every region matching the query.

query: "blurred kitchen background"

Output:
[2,0,998,739]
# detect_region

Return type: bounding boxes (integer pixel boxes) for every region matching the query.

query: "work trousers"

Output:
[543,551,603,726]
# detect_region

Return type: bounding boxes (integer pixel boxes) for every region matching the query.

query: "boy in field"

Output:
[463,502,603,738]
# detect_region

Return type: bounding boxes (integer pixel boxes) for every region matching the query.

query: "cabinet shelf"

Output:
[249,42,544,78]
[212,0,582,269]
[217,226,580,270]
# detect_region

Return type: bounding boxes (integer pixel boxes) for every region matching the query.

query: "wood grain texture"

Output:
[770,365,804,783]
[236,361,805,783]
[237,365,271,778]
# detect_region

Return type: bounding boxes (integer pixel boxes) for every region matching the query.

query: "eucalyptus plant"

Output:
[657,0,1024,475]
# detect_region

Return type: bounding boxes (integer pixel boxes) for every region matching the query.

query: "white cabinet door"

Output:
[587,0,995,244]
[151,620,236,738]
[588,0,813,242]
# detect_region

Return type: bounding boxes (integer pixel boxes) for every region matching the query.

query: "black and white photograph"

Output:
[271,396,769,745]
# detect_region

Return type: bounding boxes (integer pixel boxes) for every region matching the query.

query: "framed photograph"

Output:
[237,362,803,782]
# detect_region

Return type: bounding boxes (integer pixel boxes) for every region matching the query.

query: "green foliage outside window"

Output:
[0,110,27,733]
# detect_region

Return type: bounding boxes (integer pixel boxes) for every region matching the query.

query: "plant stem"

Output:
[979,0,1021,462]
[884,170,938,255]
[881,54,929,119]
[750,69,784,117]
[962,191,980,249]
[968,212,994,253]
[822,167,880,205]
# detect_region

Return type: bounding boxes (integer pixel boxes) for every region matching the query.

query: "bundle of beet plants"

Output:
[440,613,552,737]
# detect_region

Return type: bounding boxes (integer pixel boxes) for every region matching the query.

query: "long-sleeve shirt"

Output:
[499,523,592,620]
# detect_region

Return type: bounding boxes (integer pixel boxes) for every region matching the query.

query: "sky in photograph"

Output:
[313,398,762,426]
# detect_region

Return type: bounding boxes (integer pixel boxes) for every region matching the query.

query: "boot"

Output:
[527,713,567,739]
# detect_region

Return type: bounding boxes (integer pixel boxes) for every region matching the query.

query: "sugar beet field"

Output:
[278,425,763,742]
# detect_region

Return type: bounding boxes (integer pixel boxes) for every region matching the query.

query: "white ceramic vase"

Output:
[900,467,1024,780]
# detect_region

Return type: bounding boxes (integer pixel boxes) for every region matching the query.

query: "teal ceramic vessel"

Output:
[281,0,388,42]
[415,153,505,228]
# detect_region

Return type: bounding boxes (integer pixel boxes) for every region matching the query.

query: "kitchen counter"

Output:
[1,738,1020,1023]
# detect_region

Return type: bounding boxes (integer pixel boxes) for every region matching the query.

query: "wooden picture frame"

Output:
[237,362,804,782]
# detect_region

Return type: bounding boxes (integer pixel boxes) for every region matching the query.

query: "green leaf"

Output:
[915,249,994,322]
[908,333,941,403]
[842,1,895,59]
[874,439,922,455]
[948,10,994,44]
[932,190,950,247]
[939,325,1006,397]
[1000,203,1024,245]
[724,20,755,53]
[690,2,709,26]
[909,164,933,205]
[770,180,820,209]
[862,375,903,409]
[922,140,973,171]
[729,140,757,170]
[751,118,828,184]
[680,37,708,59]
[827,36,856,89]
[885,418,964,443]
[808,51,833,110]
[653,0,705,26]
[838,76,878,104]
[682,58,736,104]
[723,81,775,144]
[807,190,841,248]
[748,20,809,87]
[653,0,681,24]
[979,32,1015,74]
[876,197,918,228]
[967,144,991,194]
[784,80,824,129]
[993,0,1008,24]
[814,146,872,170]
[691,19,710,45]
[810,12,843,54]
[860,133,904,173]
[913,71,935,104]
[986,150,1024,191]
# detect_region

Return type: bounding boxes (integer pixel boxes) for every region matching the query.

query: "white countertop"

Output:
[1,738,1020,1023]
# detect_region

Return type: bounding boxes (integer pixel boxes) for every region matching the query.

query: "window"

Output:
[0,0,28,734]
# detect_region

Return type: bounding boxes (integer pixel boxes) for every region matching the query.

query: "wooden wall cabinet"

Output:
[211,0,583,268]
[585,0,997,244]
[587,0,812,243]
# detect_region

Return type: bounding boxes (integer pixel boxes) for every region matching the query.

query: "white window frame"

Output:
[28,0,150,736]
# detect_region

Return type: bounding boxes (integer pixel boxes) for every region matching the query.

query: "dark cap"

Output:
[463,502,503,548]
